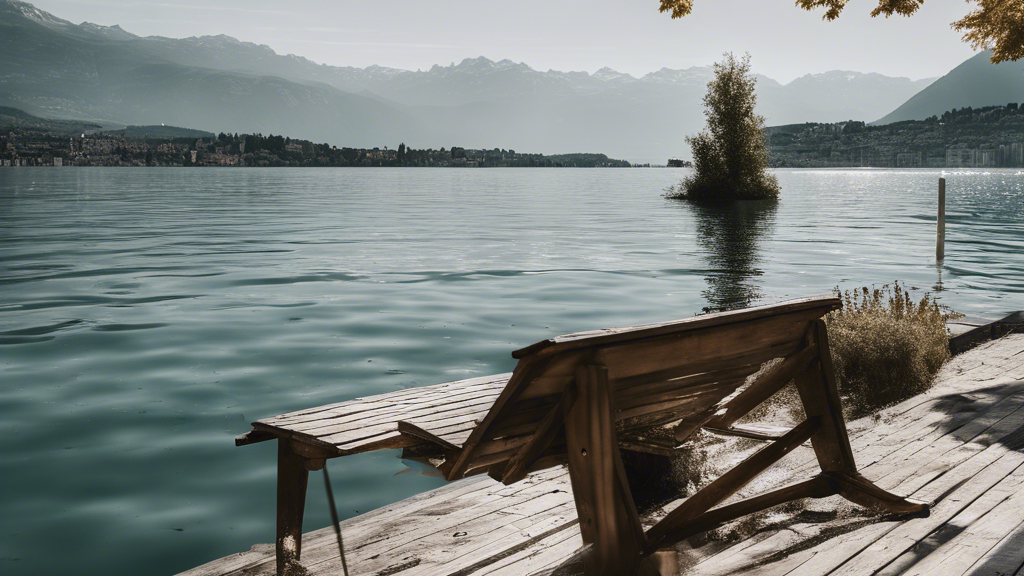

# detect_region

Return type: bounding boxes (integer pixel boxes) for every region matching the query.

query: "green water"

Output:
[0,167,1021,575]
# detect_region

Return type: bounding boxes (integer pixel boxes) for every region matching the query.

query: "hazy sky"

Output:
[32,0,979,83]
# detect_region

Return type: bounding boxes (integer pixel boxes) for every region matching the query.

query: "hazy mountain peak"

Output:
[364,64,407,77]
[6,0,73,29]
[445,56,534,74]
[593,67,635,82]
[639,67,713,85]
[77,22,137,41]
[458,56,495,67]
[786,70,932,87]
[3,0,139,42]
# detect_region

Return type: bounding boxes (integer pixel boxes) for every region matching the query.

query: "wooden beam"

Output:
[794,320,857,473]
[650,476,838,546]
[673,405,721,443]
[565,363,654,576]
[501,384,578,485]
[703,342,819,430]
[396,420,460,451]
[646,416,822,552]
[444,357,544,480]
[512,294,841,359]
[594,312,814,384]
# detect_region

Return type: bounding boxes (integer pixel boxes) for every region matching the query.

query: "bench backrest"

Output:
[441,294,842,480]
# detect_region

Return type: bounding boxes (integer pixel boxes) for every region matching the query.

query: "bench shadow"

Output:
[960,521,1024,575]
[930,380,1024,452]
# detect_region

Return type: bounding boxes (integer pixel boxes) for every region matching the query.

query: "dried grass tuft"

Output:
[826,282,962,418]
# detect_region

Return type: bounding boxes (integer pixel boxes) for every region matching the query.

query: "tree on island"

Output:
[668,53,779,202]
[657,0,1023,64]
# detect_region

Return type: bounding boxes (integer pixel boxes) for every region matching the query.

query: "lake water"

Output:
[1,167,1022,575]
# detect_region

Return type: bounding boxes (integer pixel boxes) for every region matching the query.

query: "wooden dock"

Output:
[182,330,1024,576]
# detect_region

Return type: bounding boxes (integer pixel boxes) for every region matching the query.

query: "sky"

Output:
[30,0,980,83]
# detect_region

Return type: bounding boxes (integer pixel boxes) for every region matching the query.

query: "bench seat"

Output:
[236,373,510,456]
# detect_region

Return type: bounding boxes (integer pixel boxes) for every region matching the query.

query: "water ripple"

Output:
[0,167,1021,576]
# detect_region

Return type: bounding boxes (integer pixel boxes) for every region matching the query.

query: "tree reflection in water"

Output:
[689,199,778,313]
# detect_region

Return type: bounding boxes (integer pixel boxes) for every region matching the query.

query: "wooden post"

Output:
[936,177,946,261]
[277,439,310,576]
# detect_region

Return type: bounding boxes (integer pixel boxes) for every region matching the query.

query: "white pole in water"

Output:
[936,177,946,261]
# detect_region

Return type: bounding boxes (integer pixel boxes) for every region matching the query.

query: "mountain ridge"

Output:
[0,0,953,161]
[874,51,1024,125]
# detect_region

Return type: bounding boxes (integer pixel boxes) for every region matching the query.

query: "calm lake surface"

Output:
[1,167,1022,575]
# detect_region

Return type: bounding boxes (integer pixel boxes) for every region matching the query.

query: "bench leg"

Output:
[824,470,929,514]
[565,364,660,576]
[796,320,928,516]
[277,439,309,576]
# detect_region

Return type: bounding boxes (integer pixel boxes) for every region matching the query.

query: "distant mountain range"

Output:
[0,0,1006,162]
[0,105,100,134]
[874,51,1024,125]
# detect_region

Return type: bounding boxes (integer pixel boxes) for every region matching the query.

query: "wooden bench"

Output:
[238,295,928,576]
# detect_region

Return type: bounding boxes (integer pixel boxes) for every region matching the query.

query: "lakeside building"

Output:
[946,146,1006,168]
[1,130,630,168]
[896,152,923,168]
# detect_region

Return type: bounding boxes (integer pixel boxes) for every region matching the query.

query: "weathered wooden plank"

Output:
[501,385,577,485]
[272,388,502,438]
[290,391,497,440]
[393,496,577,575]
[821,451,1024,576]
[704,423,791,441]
[613,362,763,400]
[262,375,509,425]
[476,526,583,575]
[259,468,575,576]
[617,384,739,424]
[187,473,508,576]
[864,390,1024,492]
[615,377,748,412]
[875,466,1024,576]
[511,294,839,359]
[302,470,577,575]
[824,470,928,514]
[287,390,501,435]
[806,401,1024,576]
[609,347,780,392]
[594,312,812,384]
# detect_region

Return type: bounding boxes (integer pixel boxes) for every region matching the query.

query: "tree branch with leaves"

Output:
[658,0,1024,63]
